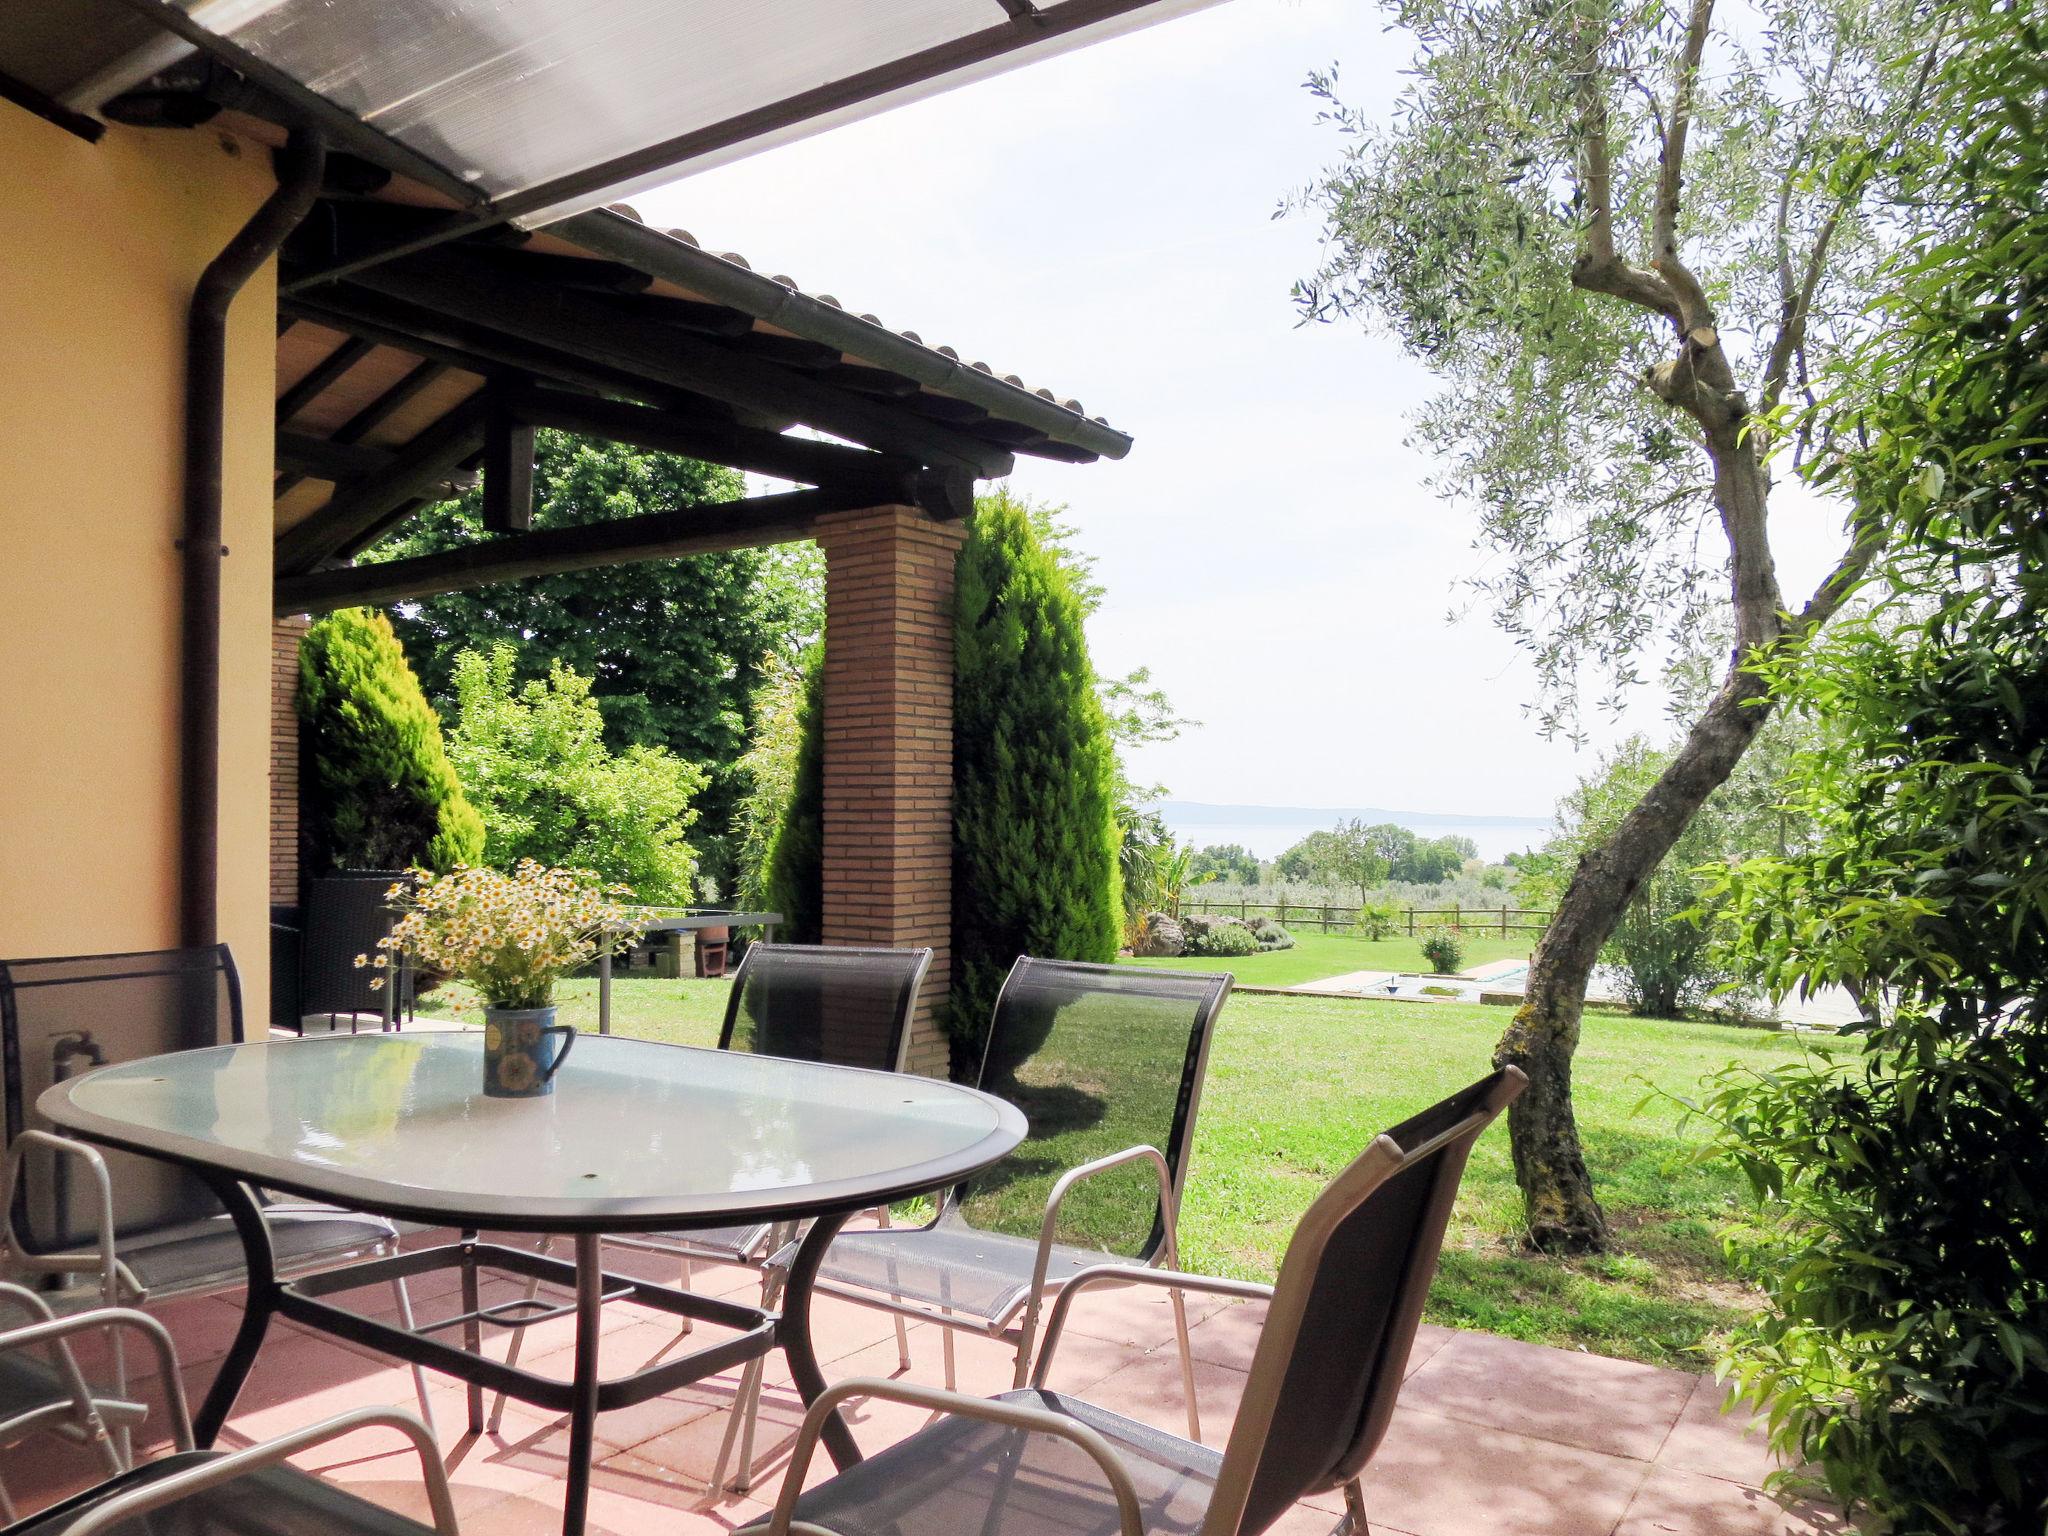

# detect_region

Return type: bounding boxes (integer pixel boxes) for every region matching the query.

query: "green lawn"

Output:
[422,977,1789,1368]
[1124,929,1530,987]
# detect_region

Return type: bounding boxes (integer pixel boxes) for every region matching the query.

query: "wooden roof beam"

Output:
[276,485,863,616]
[351,252,1015,477]
[275,394,488,574]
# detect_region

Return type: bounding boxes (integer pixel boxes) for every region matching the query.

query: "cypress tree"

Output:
[758,657,825,943]
[298,608,485,875]
[950,491,1123,1077]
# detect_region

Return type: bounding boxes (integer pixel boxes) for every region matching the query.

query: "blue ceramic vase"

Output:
[483,1007,575,1098]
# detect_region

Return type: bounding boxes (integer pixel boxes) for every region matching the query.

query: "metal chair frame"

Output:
[488,943,932,1496]
[0,948,433,1451]
[0,1306,457,1536]
[761,1067,1528,1536]
[806,958,1229,1443]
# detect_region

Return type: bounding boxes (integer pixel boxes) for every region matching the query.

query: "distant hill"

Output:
[1157,800,1552,862]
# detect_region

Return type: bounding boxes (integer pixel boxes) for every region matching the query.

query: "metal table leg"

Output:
[459,1229,484,1433]
[194,1175,278,1446]
[562,1234,604,1536]
[779,1209,859,1471]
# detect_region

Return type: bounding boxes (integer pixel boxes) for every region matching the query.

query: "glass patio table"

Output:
[38,1031,1025,1536]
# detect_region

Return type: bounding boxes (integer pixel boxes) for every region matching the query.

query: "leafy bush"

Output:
[1353,899,1403,940]
[1243,917,1295,951]
[1418,926,1464,974]
[446,646,705,904]
[1181,914,1260,958]
[1688,12,2048,1524]
[952,493,1123,1079]
[297,608,484,875]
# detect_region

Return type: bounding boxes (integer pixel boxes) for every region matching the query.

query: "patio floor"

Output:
[12,1229,1838,1536]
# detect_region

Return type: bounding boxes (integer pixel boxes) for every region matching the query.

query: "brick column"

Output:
[814,505,965,1077]
[270,615,308,907]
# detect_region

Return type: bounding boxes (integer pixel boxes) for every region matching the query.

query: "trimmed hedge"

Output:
[949,493,1123,1078]
[298,608,484,876]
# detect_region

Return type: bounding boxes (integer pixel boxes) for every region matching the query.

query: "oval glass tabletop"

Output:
[38,1033,1025,1232]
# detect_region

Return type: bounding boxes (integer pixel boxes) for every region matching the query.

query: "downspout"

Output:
[179,127,325,948]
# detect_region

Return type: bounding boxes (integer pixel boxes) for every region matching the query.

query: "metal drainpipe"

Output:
[179,127,326,949]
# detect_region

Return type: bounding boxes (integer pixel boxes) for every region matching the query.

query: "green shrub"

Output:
[1181,914,1260,957]
[446,646,705,904]
[757,653,823,944]
[297,608,484,875]
[951,492,1123,1079]
[1353,898,1403,940]
[1255,924,1295,952]
[1419,926,1465,974]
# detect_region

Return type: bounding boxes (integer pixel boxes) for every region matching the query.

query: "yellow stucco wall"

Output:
[0,107,281,1028]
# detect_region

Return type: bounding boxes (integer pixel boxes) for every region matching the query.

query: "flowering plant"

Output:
[359,861,641,1010]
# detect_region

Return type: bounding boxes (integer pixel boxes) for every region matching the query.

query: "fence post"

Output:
[1278,898,1288,928]
[1501,904,1508,936]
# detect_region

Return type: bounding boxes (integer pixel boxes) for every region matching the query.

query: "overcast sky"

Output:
[629,0,1846,823]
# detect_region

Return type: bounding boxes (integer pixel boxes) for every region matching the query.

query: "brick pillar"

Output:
[270,615,308,907]
[814,505,965,1077]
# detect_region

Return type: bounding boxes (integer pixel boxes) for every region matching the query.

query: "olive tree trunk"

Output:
[1495,659,1771,1249]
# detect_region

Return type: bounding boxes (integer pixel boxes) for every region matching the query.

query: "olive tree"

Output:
[1295,0,1947,1246]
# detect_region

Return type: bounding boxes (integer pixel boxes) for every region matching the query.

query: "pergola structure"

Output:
[1,0,1181,1068]
[260,182,1133,1069]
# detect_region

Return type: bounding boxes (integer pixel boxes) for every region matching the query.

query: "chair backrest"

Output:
[0,946,244,1252]
[298,871,412,1022]
[718,943,931,1073]
[958,958,1229,1261]
[1203,1067,1527,1536]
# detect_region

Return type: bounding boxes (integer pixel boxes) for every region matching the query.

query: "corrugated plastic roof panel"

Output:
[179,0,999,202]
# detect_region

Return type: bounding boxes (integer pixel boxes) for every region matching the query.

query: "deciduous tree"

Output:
[1296,0,1945,1246]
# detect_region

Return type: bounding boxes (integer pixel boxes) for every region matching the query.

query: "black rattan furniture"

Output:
[37,1031,1027,1536]
[285,872,416,1034]
[0,1305,454,1536]
[0,947,430,1440]
[752,1068,1527,1536]
[810,957,1230,1438]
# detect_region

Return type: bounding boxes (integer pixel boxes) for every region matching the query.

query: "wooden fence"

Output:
[1178,898,1551,937]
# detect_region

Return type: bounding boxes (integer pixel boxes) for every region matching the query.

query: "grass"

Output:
[1124,929,1530,987]
[422,976,1792,1369]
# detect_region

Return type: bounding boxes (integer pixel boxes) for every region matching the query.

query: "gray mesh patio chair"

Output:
[0,1283,147,1522]
[489,944,931,1487]
[751,1067,1526,1536]
[0,947,432,1444]
[0,1306,456,1535]
[807,958,1230,1440]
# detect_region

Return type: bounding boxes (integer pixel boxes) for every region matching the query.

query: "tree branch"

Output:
[1571,1,1682,322]
[1790,514,1884,638]
[1648,0,1716,329]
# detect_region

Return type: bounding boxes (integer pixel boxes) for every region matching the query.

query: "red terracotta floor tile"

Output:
[1359,1407,1652,1536]
[1656,1375,1785,1488]
[1399,1330,1696,1461]
[1613,1465,1848,1536]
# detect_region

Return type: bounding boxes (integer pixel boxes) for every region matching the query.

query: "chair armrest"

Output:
[764,1377,1143,1536]
[1030,1145,1177,1300]
[0,1306,190,1463]
[1,1132,133,1305]
[1031,1264,1273,1390]
[54,1406,457,1536]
